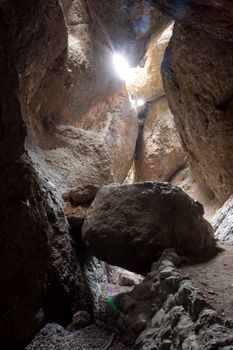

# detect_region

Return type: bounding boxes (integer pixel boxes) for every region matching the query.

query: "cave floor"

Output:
[179,241,233,321]
[27,324,129,350]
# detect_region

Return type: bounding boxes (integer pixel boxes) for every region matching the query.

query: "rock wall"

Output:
[152,0,233,41]
[0,2,90,348]
[0,1,170,348]
[152,1,233,201]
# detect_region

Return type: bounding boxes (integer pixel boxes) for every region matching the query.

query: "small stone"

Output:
[69,184,100,205]
[66,311,92,331]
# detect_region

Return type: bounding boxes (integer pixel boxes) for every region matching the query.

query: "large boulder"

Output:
[135,97,185,181]
[76,87,138,183]
[162,23,233,201]
[82,182,215,275]
[127,25,173,103]
[212,195,233,245]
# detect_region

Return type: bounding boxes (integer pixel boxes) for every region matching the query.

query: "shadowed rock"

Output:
[82,182,215,275]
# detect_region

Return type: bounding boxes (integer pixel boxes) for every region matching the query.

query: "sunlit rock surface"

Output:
[135,96,185,182]
[76,87,138,183]
[212,195,233,245]
[127,25,173,103]
[83,182,214,275]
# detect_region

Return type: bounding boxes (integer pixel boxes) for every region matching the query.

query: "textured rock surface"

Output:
[171,166,220,221]
[0,1,90,348]
[67,311,92,331]
[162,23,233,201]
[135,97,185,182]
[64,184,100,206]
[107,266,143,287]
[64,203,89,230]
[212,195,233,245]
[29,126,114,196]
[59,0,170,125]
[108,250,233,349]
[83,182,214,274]
[27,323,128,350]
[76,87,138,183]
[0,1,114,347]
[152,0,233,41]
[86,0,170,65]
[127,26,173,103]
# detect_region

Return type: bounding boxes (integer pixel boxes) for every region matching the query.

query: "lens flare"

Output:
[113,53,131,81]
[107,285,117,311]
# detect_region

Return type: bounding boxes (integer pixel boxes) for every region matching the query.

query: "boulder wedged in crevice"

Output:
[126,25,173,103]
[161,23,233,201]
[82,182,215,275]
[135,96,185,182]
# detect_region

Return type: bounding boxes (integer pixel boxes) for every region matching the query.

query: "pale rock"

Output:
[76,87,138,183]
[171,166,220,221]
[127,26,173,103]
[135,97,185,181]
[212,195,233,244]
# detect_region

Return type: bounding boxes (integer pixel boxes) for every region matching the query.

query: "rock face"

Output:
[109,250,233,349]
[152,0,233,41]
[59,0,171,125]
[212,195,233,245]
[135,97,185,182]
[82,182,214,275]
[0,1,114,348]
[127,26,173,103]
[76,88,138,183]
[171,166,220,221]
[0,1,90,348]
[162,23,233,201]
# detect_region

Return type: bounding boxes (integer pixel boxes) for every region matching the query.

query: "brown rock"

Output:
[127,26,173,103]
[162,23,233,200]
[68,184,100,205]
[171,166,220,221]
[152,0,233,41]
[82,182,215,275]
[0,1,89,347]
[64,203,89,230]
[76,87,138,183]
[59,0,171,125]
[135,96,185,182]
